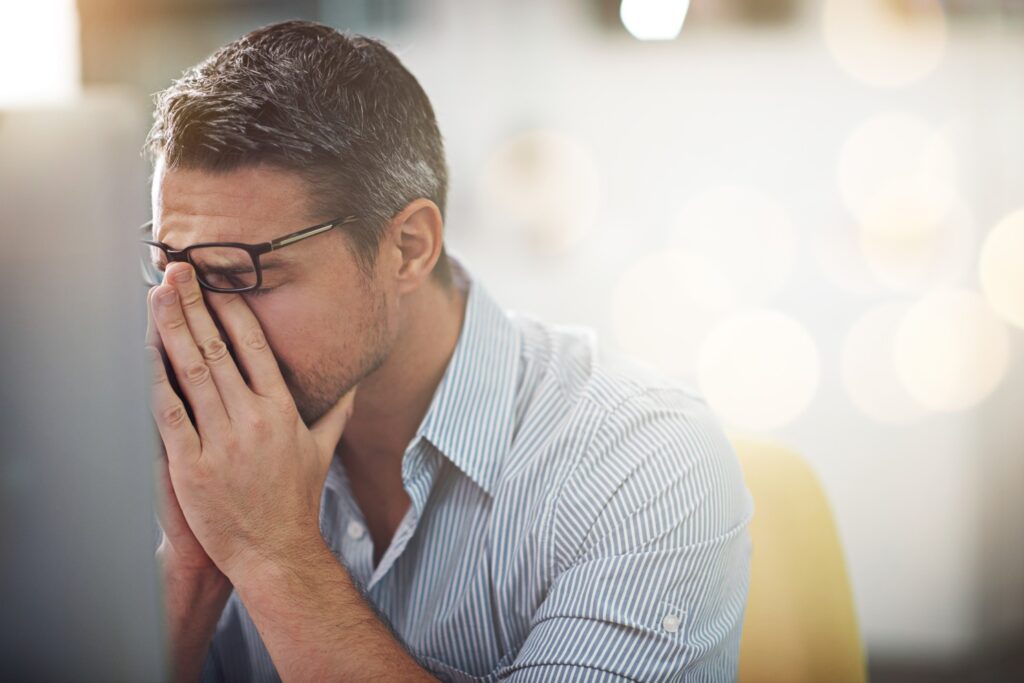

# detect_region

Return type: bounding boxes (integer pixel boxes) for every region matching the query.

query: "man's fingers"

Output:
[165,263,252,418]
[146,343,201,463]
[151,281,231,440]
[205,290,291,400]
[147,288,190,456]
[146,286,160,348]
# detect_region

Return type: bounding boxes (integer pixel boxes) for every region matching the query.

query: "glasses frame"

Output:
[139,215,359,293]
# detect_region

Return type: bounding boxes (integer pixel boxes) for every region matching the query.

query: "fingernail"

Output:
[172,267,192,283]
[157,288,177,305]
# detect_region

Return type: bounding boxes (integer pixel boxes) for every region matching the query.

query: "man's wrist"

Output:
[156,547,233,683]
[228,530,334,595]
[157,546,232,603]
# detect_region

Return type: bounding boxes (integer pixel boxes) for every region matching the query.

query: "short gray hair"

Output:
[146,20,451,285]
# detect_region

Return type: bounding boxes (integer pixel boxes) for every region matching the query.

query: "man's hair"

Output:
[146,20,451,285]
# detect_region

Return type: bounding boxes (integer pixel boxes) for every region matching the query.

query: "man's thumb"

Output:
[309,386,358,455]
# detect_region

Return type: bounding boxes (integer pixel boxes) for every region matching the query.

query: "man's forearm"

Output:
[230,537,435,681]
[158,548,233,683]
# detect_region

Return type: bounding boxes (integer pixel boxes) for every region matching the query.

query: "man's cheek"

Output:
[256,325,300,383]
[233,296,315,386]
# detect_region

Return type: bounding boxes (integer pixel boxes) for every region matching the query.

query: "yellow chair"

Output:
[733,438,866,683]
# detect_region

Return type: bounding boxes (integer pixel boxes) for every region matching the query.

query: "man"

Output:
[144,20,752,682]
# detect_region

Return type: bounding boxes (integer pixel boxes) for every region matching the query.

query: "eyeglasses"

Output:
[139,215,359,293]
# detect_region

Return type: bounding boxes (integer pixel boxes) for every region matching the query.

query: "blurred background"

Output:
[2,0,1021,680]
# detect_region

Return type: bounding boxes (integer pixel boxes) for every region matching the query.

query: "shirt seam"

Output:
[499,660,640,682]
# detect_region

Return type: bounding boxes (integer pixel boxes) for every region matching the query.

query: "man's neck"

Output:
[338,275,469,474]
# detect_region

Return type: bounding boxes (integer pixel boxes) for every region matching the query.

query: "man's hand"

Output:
[147,286,220,575]
[145,263,430,681]
[146,261,356,584]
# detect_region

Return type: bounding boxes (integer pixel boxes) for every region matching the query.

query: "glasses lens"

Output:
[187,246,258,291]
[139,242,166,287]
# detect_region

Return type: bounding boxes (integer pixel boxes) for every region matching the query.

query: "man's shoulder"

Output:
[506,310,734,473]
[509,309,709,424]
[502,311,750,566]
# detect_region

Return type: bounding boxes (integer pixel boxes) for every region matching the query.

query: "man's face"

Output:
[151,161,394,425]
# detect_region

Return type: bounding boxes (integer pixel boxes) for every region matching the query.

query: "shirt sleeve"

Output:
[500,390,753,682]
[198,596,237,683]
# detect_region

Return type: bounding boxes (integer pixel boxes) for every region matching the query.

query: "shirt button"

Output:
[662,614,681,633]
[346,520,366,540]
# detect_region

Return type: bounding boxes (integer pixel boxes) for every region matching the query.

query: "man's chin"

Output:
[280,370,337,426]
[291,384,353,427]
[293,394,328,427]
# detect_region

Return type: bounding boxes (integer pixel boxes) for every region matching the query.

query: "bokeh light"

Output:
[619,0,691,41]
[0,1,79,107]
[841,303,928,424]
[822,0,948,88]
[813,220,885,297]
[697,309,820,431]
[894,288,1010,412]
[477,129,601,255]
[859,198,977,294]
[979,209,1024,329]
[838,112,958,234]
[672,185,799,310]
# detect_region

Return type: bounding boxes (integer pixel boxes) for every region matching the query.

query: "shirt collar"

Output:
[410,256,521,497]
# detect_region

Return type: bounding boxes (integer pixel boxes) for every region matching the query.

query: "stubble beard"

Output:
[283,341,387,427]
[281,294,391,426]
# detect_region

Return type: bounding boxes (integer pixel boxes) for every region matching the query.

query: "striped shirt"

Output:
[200,256,753,682]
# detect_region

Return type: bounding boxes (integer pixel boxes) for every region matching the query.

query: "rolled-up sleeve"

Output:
[500,390,753,682]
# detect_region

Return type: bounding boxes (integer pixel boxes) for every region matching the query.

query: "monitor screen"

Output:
[0,94,168,681]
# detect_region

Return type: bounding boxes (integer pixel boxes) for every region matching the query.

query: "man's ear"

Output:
[389,198,444,295]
